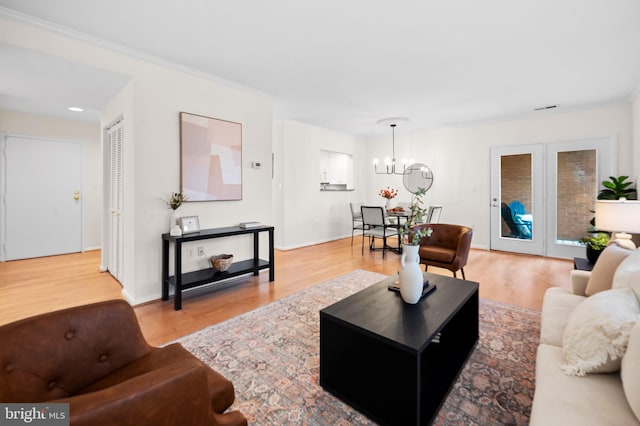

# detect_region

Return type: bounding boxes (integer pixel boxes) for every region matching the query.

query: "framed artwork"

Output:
[180,216,200,234]
[180,112,242,201]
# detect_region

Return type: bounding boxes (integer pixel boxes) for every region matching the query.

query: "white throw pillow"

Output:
[621,322,640,421]
[613,247,640,301]
[562,287,640,376]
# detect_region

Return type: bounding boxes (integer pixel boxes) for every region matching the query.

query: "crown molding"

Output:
[0,6,272,100]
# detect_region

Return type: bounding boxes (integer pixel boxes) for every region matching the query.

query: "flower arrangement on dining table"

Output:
[379,187,398,199]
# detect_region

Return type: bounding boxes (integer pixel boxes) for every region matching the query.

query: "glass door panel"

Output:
[500,154,533,240]
[490,145,543,255]
[546,138,613,259]
[556,150,597,244]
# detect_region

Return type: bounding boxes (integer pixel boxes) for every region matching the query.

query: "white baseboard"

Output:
[276,234,352,251]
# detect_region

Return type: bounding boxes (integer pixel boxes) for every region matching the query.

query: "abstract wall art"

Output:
[180,112,242,201]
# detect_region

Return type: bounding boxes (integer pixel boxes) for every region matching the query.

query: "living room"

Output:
[1,4,639,307]
[1,2,640,425]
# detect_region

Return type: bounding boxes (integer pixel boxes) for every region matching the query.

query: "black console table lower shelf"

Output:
[162,225,274,310]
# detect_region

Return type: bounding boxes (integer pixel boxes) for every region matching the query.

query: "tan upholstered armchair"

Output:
[412,223,473,279]
[0,299,246,426]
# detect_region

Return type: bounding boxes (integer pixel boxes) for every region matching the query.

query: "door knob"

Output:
[74,195,80,200]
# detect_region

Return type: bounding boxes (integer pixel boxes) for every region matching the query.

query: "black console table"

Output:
[162,225,274,310]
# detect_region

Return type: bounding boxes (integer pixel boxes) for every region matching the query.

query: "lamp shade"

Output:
[595,200,640,233]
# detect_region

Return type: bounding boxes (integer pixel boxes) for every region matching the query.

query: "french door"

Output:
[490,145,544,255]
[545,138,614,258]
[490,138,614,258]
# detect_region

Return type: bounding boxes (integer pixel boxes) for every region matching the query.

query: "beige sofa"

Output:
[530,244,640,425]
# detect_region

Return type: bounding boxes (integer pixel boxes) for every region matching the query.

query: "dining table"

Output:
[383,209,411,254]
[385,209,411,226]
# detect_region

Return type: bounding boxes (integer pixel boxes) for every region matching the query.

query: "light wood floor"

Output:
[0,236,573,346]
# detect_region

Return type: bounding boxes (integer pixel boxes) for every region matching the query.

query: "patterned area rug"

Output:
[177,270,541,425]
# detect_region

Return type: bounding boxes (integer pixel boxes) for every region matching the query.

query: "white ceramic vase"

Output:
[169,210,179,231]
[399,244,423,304]
[385,198,396,210]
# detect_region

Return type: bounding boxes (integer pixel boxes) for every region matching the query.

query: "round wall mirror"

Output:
[403,163,434,193]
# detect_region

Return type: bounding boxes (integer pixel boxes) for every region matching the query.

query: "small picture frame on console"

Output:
[180,216,200,234]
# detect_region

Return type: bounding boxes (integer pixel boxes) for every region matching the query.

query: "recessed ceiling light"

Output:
[67,106,84,112]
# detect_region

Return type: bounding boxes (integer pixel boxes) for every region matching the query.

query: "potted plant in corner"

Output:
[597,176,637,200]
[580,232,610,264]
[397,187,433,304]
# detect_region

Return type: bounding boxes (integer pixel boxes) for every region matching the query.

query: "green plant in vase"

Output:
[398,187,433,245]
[597,176,637,200]
[580,232,610,264]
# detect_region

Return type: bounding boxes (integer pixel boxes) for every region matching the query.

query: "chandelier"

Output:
[373,121,413,175]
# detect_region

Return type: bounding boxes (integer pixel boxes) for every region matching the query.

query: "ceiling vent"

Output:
[534,105,558,111]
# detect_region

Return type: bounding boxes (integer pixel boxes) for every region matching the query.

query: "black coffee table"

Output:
[319,272,479,425]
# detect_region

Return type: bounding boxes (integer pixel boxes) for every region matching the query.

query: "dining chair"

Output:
[426,205,443,223]
[349,202,366,245]
[361,206,399,258]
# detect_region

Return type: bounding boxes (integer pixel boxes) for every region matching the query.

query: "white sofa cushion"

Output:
[570,269,591,296]
[562,287,640,376]
[613,247,640,301]
[539,287,585,347]
[530,344,640,426]
[586,244,633,296]
[622,322,640,421]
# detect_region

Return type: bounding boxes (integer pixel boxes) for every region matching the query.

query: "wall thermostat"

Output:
[251,161,262,169]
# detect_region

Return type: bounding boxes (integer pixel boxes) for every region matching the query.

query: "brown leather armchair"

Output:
[0,300,247,426]
[412,223,473,279]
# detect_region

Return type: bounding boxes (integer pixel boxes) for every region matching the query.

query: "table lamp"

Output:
[595,199,640,250]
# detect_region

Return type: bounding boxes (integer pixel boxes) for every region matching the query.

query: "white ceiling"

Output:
[1,0,639,136]
[0,43,130,123]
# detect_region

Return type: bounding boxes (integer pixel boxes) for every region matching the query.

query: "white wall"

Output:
[363,103,634,250]
[274,120,364,249]
[1,16,274,305]
[0,110,102,250]
[632,94,640,184]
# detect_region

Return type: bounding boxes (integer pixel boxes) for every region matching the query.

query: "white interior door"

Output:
[3,135,83,260]
[490,145,544,255]
[106,120,124,282]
